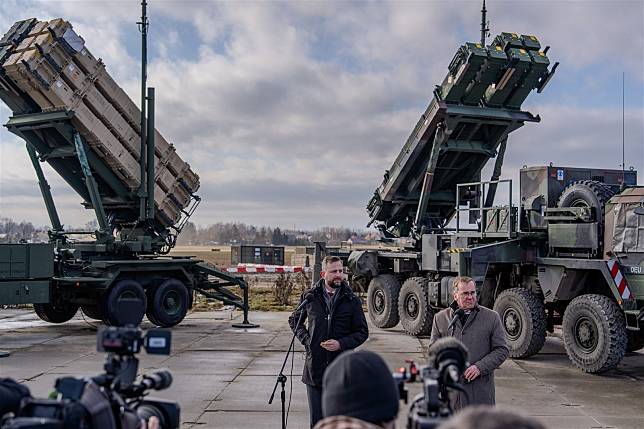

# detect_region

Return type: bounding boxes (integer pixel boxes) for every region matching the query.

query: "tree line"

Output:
[0,218,41,243]
[0,217,376,246]
[177,222,374,246]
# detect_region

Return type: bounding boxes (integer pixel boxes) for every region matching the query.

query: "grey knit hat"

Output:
[322,350,399,423]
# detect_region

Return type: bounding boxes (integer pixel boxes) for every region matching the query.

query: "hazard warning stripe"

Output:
[606,260,632,300]
[226,265,311,274]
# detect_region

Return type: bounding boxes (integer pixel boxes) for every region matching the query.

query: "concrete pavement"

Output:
[1,309,643,428]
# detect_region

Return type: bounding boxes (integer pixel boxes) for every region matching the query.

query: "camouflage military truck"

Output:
[342,31,644,373]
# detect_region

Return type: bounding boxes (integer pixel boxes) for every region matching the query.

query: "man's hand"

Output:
[320,339,341,351]
[140,416,160,429]
[463,364,480,382]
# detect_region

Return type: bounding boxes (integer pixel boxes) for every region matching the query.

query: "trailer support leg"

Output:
[413,122,451,235]
[232,280,260,329]
[26,143,62,233]
[73,133,109,234]
[484,137,508,207]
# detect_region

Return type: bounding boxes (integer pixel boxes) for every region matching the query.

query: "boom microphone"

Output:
[141,370,173,391]
[427,337,469,385]
[0,378,31,416]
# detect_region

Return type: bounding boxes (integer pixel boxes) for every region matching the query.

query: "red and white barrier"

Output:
[226,263,311,274]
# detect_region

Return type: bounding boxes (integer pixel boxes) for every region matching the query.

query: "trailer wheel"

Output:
[81,305,104,320]
[493,288,546,358]
[367,274,401,328]
[146,279,189,327]
[398,277,433,336]
[562,294,627,373]
[33,302,79,324]
[104,280,146,326]
[627,330,644,352]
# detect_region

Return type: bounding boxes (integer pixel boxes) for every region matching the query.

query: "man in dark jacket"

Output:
[314,350,399,429]
[429,276,508,410]
[289,256,369,428]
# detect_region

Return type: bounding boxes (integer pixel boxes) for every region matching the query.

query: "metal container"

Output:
[231,245,285,266]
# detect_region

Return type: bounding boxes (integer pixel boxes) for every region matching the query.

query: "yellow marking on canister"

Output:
[447,248,468,254]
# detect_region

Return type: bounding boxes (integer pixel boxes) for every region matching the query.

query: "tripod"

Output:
[269,309,306,429]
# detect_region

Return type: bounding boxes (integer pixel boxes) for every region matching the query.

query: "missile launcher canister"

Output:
[367,32,557,241]
[0,18,199,230]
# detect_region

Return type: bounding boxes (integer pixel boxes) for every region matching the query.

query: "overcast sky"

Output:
[0,0,642,230]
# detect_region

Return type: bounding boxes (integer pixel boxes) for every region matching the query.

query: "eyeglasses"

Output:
[458,291,477,297]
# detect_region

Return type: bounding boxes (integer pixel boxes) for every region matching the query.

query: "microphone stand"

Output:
[269,305,306,429]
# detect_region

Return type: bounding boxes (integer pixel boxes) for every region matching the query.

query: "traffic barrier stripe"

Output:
[226,264,311,274]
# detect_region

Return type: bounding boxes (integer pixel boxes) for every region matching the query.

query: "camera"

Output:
[1,299,180,429]
[395,337,469,429]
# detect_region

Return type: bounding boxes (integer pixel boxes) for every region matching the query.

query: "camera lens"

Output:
[137,404,167,429]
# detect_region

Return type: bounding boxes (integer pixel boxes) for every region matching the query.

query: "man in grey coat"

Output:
[429,276,508,409]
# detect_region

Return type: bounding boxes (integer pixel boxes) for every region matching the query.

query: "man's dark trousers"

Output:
[306,384,323,427]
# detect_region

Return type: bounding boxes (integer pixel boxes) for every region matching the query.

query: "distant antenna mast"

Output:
[137,0,149,222]
[480,0,490,45]
[622,71,625,188]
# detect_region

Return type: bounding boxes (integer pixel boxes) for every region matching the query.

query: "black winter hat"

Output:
[322,350,399,423]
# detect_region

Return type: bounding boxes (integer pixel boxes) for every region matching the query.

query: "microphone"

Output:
[427,337,469,385]
[295,293,315,311]
[447,308,465,334]
[141,370,173,391]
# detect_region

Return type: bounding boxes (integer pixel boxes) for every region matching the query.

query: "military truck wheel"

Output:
[81,305,104,320]
[493,288,546,358]
[103,280,146,326]
[146,279,189,327]
[33,302,79,324]
[626,330,644,352]
[562,294,627,373]
[398,277,433,336]
[367,274,401,328]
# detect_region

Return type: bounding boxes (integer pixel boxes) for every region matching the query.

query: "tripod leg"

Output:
[281,382,286,429]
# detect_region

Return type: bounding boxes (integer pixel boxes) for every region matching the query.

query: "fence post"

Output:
[312,241,326,286]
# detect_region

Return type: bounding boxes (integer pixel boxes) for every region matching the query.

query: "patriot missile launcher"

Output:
[0,16,255,329]
[342,28,644,373]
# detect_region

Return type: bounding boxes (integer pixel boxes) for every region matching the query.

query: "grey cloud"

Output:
[192,178,375,229]
[0,1,642,230]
